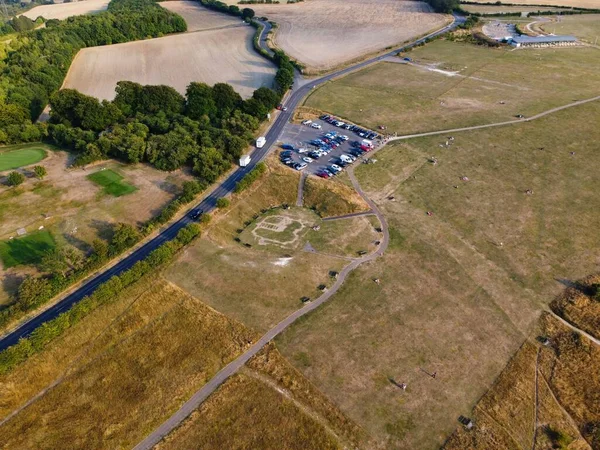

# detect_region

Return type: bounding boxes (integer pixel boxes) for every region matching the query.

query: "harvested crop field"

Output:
[249,0,448,71]
[62,26,276,100]
[21,0,109,20]
[159,1,241,32]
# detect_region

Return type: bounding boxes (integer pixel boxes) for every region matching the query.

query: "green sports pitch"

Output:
[87,169,137,197]
[0,229,56,268]
[0,147,47,172]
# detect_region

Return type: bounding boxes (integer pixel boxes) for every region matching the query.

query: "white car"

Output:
[340,135,349,141]
[310,123,322,129]
[330,164,342,172]
[302,156,313,163]
[297,147,308,153]
[302,119,312,125]
[296,162,308,170]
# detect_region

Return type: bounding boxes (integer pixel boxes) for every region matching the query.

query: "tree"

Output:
[110,223,141,252]
[33,166,47,179]
[193,147,230,183]
[146,126,198,171]
[6,171,25,186]
[216,197,230,208]
[17,276,53,309]
[241,7,255,19]
[275,67,294,94]
[212,83,242,121]
[40,247,83,277]
[185,82,217,122]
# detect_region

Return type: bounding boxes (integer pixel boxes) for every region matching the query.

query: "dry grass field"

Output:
[63,25,276,100]
[305,40,600,135]
[275,100,600,448]
[0,148,192,304]
[248,0,448,71]
[159,1,241,32]
[460,4,568,13]
[304,174,369,217]
[157,344,366,449]
[0,278,256,449]
[21,0,109,20]
[464,0,600,8]
[166,159,370,333]
[539,14,600,43]
[551,273,600,341]
[444,312,599,450]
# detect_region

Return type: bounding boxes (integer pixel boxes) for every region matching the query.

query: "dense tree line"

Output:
[48,81,281,183]
[424,0,459,13]
[0,0,187,144]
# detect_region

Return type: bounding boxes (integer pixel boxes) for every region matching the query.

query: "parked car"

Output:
[317,171,330,178]
[320,114,330,120]
[329,164,342,173]
[297,147,308,153]
[302,156,313,163]
[295,162,307,170]
[302,119,312,125]
[281,144,295,150]
[311,123,322,129]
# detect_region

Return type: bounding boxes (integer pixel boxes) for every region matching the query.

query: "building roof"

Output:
[511,35,577,44]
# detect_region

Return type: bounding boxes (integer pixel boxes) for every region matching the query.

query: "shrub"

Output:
[234,162,267,193]
[216,197,230,208]
[6,171,25,186]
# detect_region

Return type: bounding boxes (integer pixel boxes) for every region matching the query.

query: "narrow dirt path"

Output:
[548,310,600,346]
[322,210,374,221]
[296,172,306,207]
[532,347,541,450]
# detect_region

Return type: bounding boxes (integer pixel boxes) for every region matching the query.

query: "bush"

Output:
[6,171,25,186]
[234,162,267,193]
[33,165,47,179]
[216,197,230,208]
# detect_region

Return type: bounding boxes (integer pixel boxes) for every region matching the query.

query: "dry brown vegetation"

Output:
[0,278,255,449]
[304,175,369,217]
[551,273,600,341]
[157,343,365,450]
[63,22,275,100]
[248,0,448,72]
[166,159,356,332]
[21,0,109,20]
[444,312,600,450]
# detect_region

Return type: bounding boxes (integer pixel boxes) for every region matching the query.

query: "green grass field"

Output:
[304,40,600,136]
[277,100,600,449]
[0,147,46,172]
[539,14,600,43]
[87,169,137,197]
[0,229,56,268]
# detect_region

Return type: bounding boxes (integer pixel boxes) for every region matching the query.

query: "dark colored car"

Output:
[189,209,203,220]
[281,144,295,150]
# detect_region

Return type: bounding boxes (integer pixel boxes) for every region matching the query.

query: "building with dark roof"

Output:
[509,35,578,47]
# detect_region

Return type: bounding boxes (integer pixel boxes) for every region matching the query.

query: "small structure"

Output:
[458,416,474,430]
[239,155,251,167]
[509,35,577,48]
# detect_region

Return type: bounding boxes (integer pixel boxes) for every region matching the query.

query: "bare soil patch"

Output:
[249,0,448,71]
[21,0,109,20]
[159,1,241,32]
[62,26,276,100]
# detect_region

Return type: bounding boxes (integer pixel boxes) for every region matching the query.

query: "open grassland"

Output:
[159,1,241,32]
[275,101,600,448]
[0,278,256,450]
[539,14,600,43]
[460,4,569,13]
[157,345,366,450]
[166,159,363,332]
[0,230,55,268]
[0,146,46,172]
[306,215,382,258]
[87,168,137,197]
[248,0,448,72]
[0,150,192,304]
[63,25,276,100]
[305,40,600,135]
[21,0,109,20]
[444,312,599,450]
[463,0,600,7]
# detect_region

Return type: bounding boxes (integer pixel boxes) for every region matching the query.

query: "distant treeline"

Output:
[0,0,187,144]
[0,14,42,36]
[425,0,460,13]
[459,0,597,9]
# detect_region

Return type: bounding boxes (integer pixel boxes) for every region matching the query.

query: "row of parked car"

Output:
[318,115,379,140]
[315,139,374,178]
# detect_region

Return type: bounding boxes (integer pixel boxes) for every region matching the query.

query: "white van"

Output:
[256,136,266,148]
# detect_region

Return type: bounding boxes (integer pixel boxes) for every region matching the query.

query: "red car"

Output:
[316,171,330,178]
[360,144,371,152]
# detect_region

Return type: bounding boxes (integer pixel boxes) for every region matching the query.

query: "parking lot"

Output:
[277,115,380,178]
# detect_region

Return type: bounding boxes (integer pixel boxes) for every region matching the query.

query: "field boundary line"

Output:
[532,346,540,450]
[322,210,375,221]
[548,310,600,346]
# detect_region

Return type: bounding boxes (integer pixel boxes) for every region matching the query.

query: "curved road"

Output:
[0,14,463,352]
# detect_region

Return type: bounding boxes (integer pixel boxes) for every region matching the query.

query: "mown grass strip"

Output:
[87,169,137,197]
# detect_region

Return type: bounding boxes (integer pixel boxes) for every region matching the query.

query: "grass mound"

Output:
[87,169,137,197]
[0,147,46,171]
[303,176,369,218]
[0,229,55,268]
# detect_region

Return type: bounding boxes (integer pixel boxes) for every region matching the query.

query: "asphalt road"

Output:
[0,14,463,352]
